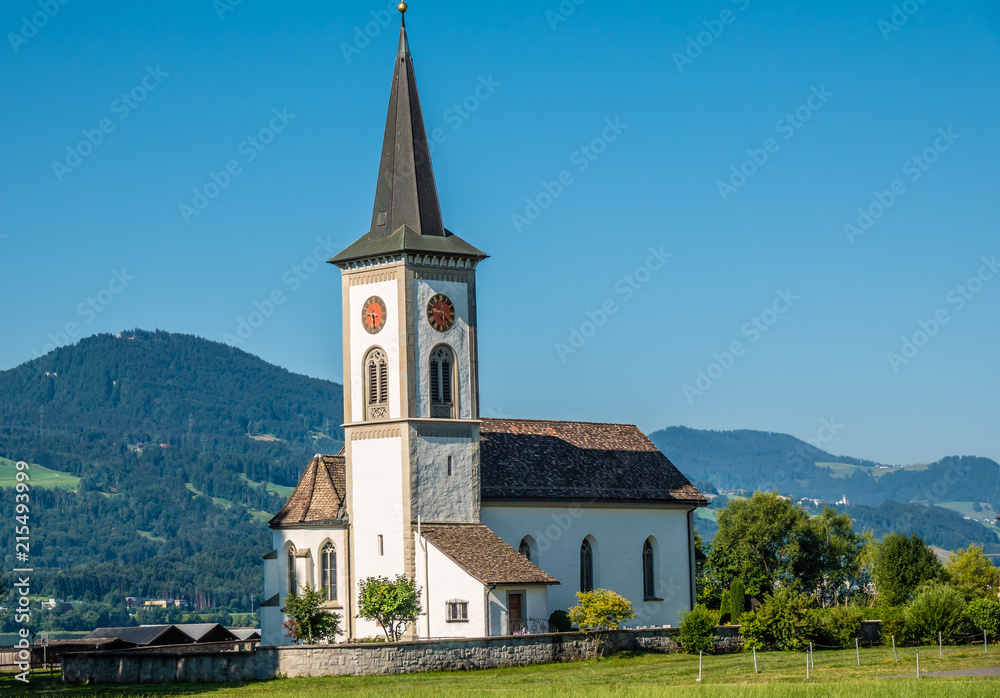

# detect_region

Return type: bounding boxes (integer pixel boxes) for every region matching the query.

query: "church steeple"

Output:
[368,13,444,239]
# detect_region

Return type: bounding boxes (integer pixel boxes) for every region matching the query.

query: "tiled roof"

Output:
[418,524,558,586]
[479,418,706,504]
[269,454,347,527]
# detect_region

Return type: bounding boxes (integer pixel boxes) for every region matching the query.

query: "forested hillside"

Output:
[0,330,344,611]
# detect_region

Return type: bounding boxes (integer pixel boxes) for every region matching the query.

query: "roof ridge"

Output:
[480,417,642,429]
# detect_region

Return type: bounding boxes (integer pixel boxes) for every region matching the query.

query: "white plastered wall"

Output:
[487,586,550,637]
[413,433,478,523]
[414,535,487,639]
[348,279,401,422]
[480,504,694,628]
[413,279,471,419]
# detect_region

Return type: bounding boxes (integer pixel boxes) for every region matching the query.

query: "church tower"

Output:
[328,10,488,636]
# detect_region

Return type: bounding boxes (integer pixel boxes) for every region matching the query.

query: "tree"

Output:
[357,575,421,642]
[966,598,1000,640]
[282,584,341,645]
[739,587,817,651]
[905,584,966,643]
[568,588,635,658]
[677,605,715,654]
[729,578,746,622]
[945,544,997,602]
[802,507,861,607]
[872,532,943,606]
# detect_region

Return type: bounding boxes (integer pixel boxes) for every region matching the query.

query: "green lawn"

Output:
[137,530,167,543]
[938,500,998,523]
[0,458,80,490]
[5,645,1000,697]
[184,483,234,509]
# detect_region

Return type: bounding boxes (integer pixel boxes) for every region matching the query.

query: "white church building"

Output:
[260,11,706,646]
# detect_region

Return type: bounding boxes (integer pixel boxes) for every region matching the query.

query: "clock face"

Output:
[361,296,387,334]
[426,294,456,332]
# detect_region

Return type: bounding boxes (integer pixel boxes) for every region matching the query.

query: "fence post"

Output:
[986,630,989,655]
[891,635,897,662]
[806,650,810,680]
[809,641,814,670]
[697,650,702,682]
[753,647,758,675]
[856,637,860,666]
[916,649,920,679]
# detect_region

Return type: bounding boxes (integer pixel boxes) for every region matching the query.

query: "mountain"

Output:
[0,330,344,612]
[651,426,1000,554]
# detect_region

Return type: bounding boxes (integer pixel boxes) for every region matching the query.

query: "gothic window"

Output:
[519,538,532,562]
[321,543,337,602]
[580,538,594,592]
[643,538,656,599]
[446,600,469,622]
[287,546,297,595]
[365,347,388,420]
[429,345,455,418]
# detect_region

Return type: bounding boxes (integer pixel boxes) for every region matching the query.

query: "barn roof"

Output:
[82,625,193,646]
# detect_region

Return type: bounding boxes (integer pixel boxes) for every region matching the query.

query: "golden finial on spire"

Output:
[398,3,407,13]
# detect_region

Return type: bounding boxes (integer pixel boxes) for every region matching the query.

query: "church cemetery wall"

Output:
[61,627,743,684]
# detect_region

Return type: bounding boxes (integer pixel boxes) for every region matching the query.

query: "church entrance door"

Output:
[508,592,524,634]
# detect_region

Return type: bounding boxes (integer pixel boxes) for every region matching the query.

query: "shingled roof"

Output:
[418,524,558,585]
[479,418,706,505]
[269,454,347,527]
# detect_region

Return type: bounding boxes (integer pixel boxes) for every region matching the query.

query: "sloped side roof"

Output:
[418,524,558,585]
[82,625,193,646]
[269,454,347,527]
[174,623,238,643]
[479,418,707,504]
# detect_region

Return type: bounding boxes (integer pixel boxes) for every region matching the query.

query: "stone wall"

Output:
[62,627,741,684]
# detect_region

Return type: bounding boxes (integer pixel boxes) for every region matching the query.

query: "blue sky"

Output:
[2,0,998,465]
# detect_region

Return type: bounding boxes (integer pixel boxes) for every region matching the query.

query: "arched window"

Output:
[580,538,594,592]
[643,538,656,599]
[365,347,388,420]
[519,538,532,562]
[429,345,455,418]
[321,543,337,602]
[287,546,297,595]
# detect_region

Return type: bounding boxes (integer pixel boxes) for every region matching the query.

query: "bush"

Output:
[549,609,573,632]
[740,587,817,651]
[877,605,911,647]
[813,605,864,648]
[905,584,966,643]
[730,579,746,623]
[966,598,1000,640]
[719,589,731,624]
[568,589,635,659]
[678,604,716,654]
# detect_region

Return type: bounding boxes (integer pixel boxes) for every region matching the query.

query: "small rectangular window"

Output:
[447,456,452,476]
[378,535,384,556]
[446,600,469,622]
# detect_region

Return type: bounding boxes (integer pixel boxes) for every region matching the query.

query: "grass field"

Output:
[938,500,999,522]
[239,474,294,499]
[4,644,1000,697]
[137,530,167,543]
[814,462,868,478]
[0,458,80,490]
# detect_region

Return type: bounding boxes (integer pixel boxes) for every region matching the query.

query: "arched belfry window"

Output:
[580,538,594,592]
[643,538,656,599]
[519,538,532,562]
[429,345,456,418]
[321,543,337,602]
[287,546,297,595]
[365,347,388,420]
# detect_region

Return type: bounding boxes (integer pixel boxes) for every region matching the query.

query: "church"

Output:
[260,8,706,646]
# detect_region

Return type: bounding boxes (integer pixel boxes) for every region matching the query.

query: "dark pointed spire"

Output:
[368,13,444,239]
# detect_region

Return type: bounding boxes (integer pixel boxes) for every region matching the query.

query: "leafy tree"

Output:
[729,578,746,622]
[357,575,421,642]
[966,598,1000,640]
[739,587,817,651]
[568,588,635,659]
[677,605,715,654]
[872,532,942,606]
[803,507,861,607]
[905,584,966,643]
[945,544,997,602]
[282,584,341,645]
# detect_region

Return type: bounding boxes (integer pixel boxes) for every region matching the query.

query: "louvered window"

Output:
[429,345,455,418]
[365,348,388,420]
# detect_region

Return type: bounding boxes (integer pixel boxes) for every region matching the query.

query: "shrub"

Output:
[549,609,573,632]
[678,604,716,654]
[568,589,635,659]
[357,575,422,642]
[719,589,731,624]
[281,584,341,645]
[905,584,966,643]
[877,605,910,647]
[966,598,1000,640]
[813,605,864,648]
[740,587,817,651]
[730,579,746,623]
